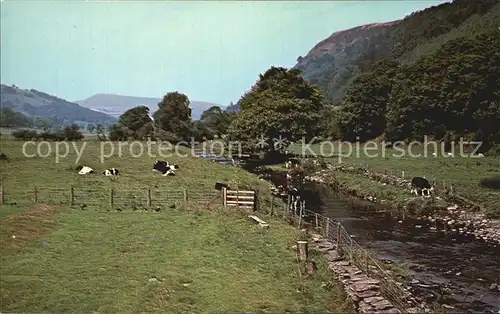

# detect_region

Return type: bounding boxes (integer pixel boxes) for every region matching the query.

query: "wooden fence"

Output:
[0,185,220,211]
[222,188,257,210]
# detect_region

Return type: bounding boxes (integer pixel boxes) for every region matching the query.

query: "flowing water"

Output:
[250,166,500,313]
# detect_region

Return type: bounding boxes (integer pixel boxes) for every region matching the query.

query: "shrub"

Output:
[479,175,500,190]
[39,131,65,141]
[12,129,38,141]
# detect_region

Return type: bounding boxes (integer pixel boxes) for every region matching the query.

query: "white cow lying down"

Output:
[76,165,94,175]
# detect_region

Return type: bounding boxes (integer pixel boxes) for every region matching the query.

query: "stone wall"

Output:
[308,232,427,313]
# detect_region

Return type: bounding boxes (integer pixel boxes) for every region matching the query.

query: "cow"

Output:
[215,182,229,191]
[102,168,120,176]
[76,165,94,175]
[152,160,179,176]
[410,176,433,197]
[446,152,454,157]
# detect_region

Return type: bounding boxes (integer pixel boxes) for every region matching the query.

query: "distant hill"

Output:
[76,93,221,121]
[293,0,500,104]
[0,84,117,126]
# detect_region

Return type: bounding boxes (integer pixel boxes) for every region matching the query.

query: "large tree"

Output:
[118,105,154,140]
[200,105,236,136]
[153,92,192,141]
[337,59,400,142]
[227,66,325,155]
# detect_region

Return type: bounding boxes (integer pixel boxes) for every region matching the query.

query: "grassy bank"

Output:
[0,205,352,313]
[289,142,500,215]
[0,138,353,313]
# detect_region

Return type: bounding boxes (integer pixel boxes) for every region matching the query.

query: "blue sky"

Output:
[1,0,447,106]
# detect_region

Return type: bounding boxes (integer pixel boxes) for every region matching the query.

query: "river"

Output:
[250,166,500,313]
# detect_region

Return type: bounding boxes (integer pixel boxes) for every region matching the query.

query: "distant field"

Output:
[289,141,500,214]
[0,138,352,313]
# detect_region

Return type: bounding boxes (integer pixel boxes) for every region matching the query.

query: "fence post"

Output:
[183,188,188,203]
[270,195,274,216]
[147,188,152,207]
[325,217,330,237]
[315,213,319,229]
[298,202,303,229]
[402,171,405,179]
[70,187,75,206]
[365,250,370,275]
[349,236,353,262]
[254,190,259,212]
[336,222,342,257]
[34,186,38,203]
[0,185,4,205]
[296,241,308,262]
[236,190,239,208]
[223,188,227,208]
[109,188,114,209]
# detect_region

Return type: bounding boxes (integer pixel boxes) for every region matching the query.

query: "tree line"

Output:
[5,30,498,156]
[335,31,500,153]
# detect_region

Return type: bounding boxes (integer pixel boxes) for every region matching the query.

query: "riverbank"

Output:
[305,163,500,245]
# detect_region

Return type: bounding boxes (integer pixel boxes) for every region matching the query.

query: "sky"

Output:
[1,0,448,106]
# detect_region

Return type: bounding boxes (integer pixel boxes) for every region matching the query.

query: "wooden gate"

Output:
[223,188,256,210]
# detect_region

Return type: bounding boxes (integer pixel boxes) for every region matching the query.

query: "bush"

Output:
[479,175,500,190]
[39,131,65,141]
[12,129,38,141]
[63,124,84,141]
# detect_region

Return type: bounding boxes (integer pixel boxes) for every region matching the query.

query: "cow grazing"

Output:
[152,160,179,176]
[410,176,433,197]
[446,152,454,157]
[215,182,229,191]
[102,168,120,176]
[477,153,485,157]
[76,166,94,175]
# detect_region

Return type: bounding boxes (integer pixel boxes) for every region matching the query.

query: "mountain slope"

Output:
[0,84,117,126]
[77,93,221,121]
[293,0,500,104]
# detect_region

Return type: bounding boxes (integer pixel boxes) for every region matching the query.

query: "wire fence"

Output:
[0,185,221,211]
[263,194,419,313]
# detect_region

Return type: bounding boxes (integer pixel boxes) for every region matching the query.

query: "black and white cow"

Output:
[76,165,94,175]
[152,160,179,176]
[102,168,120,176]
[215,182,229,191]
[410,176,433,197]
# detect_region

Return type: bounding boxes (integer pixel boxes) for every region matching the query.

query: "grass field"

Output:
[0,138,353,313]
[289,141,500,214]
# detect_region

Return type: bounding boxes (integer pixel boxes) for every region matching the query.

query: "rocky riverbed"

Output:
[304,164,500,245]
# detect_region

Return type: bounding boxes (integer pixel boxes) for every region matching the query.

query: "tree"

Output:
[200,105,236,136]
[227,66,325,156]
[338,59,400,142]
[63,124,84,141]
[191,120,215,142]
[95,124,106,141]
[153,92,192,142]
[0,108,33,128]
[87,124,96,133]
[119,106,154,140]
[108,124,127,141]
